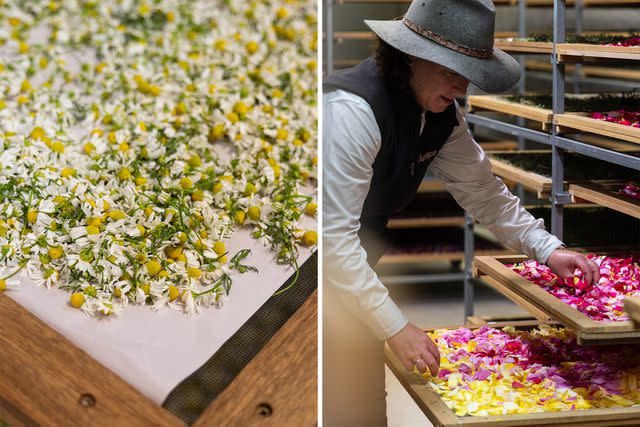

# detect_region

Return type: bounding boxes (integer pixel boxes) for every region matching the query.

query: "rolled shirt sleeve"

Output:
[323,90,408,340]
[428,104,564,263]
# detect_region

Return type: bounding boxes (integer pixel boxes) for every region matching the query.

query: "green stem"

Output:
[273,256,299,296]
[1,265,25,281]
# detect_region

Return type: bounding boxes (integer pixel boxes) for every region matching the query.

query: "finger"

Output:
[584,267,594,287]
[402,357,414,372]
[589,259,601,285]
[422,352,439,377]
[574,256,594,286]
[413,357,428,375]
[426,339,441,364]
[592,263,601,284]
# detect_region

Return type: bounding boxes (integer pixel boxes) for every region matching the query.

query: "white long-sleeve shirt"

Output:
[323,89,564,340]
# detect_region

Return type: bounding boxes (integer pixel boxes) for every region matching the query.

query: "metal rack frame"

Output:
[467,0,640,237]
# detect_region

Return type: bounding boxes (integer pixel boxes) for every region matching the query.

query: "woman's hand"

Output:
[546,248,601,287]
[387,322,440,376]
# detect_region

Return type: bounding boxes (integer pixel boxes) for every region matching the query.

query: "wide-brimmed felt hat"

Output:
[365,0,521,93]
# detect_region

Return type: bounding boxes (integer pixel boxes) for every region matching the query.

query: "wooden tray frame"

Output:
[488,151,638,199]
[0,289,317,426]
[493,40,640,60]
[473,255,640,344]
[478,140,520,151]
[487,153,552,198]
[555,114,640,145]
[385,321,640,427]
[387,216,466,229]
[525,0,640,4]
[467,95,553,125]
[624,296,640,325]
[493,40,553,54]
[466,313,544,326]
[418,180,448,193]
[569,182,640,219]
[525,60,640,81]
[379,249,513,265]
[467,94,640,146]
[556,43,640,62]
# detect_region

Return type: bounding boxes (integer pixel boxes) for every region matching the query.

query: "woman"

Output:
[323,0,600,425]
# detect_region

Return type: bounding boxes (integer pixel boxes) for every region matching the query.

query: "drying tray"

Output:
[473,255,640,345]
[0,254,317,426]
[385,320,640,427]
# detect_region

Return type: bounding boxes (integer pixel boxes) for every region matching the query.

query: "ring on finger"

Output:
[412,357,424,365]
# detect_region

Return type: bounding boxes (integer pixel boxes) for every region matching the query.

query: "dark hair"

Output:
[374,36,412,90]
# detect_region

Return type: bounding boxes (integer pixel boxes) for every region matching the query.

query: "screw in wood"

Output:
[79,393,96,408]
[256,402,273,417]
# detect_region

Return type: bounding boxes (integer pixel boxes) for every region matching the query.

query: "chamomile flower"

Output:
[0,0,316,315]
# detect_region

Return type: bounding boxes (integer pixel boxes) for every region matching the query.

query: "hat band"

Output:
[403,16,493,59]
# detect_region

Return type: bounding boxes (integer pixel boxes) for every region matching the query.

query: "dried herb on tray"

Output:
[0,0,318,315]
[529,33,640,45]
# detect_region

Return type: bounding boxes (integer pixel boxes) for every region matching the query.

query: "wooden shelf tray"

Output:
[387,216,465,229]
[569,182,640,219]
[493,0,640,4]
[493,40,640,60]
[388,192,464,229]
[578,0,640,4]
[332,31,374,42]
[467,95,553,126]
[418,180,447,193]
[526,60,640,81]
[481,275,557,322]
[557,43,640,62]
[527,0,640,4]
[477,140,519,151]
[488,154,552,198]
[577,134,640,151]
[385,320,640,427]
[524,205,640,248]
[486,150,640,199]
[379,248,513,265]
[493,39,553,54]
[379,227,511,265]
[469,93,640,141]
[474,255,640,344]
[555,114,640,145]
[466,312,541,326]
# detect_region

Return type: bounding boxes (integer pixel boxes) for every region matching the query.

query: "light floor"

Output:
[384,277,529,426]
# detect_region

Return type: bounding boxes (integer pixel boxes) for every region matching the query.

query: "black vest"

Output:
[324,57,459,266]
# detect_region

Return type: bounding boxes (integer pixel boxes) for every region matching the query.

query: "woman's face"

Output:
[409,58,470,113]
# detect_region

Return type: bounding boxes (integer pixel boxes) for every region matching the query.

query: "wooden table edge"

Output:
[195,290,318,426]
[0,293,186,427]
